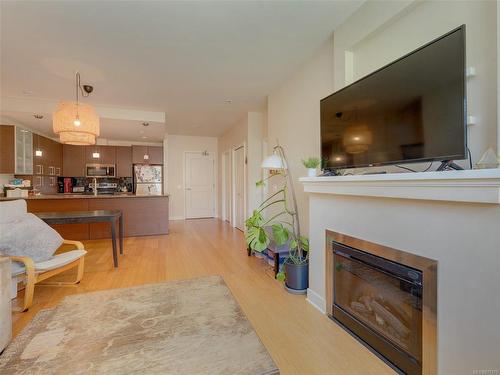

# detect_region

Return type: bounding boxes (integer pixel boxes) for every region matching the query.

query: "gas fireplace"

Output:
[325,231,437,375]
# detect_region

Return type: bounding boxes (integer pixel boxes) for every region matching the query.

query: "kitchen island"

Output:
[0,194,169,239]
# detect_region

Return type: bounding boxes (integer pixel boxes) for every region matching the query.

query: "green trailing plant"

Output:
[302,157,320,169]
[245,157,309,282]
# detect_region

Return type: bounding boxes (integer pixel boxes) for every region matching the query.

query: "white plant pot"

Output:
[307,168,317,177]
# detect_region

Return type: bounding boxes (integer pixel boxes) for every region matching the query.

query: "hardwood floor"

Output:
[11,219,395,375]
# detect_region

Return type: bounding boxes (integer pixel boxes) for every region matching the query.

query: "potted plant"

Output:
[302,157,320,177]
[245,145,309,293]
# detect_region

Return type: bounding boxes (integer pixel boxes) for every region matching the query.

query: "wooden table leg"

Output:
[119,213,124,255]
[111,220,118,268]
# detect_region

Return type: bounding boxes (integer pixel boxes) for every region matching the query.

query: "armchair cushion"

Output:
[0,213,63,262]
[11,249,87,276]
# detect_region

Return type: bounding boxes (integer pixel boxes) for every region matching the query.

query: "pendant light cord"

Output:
[75,72,80,119]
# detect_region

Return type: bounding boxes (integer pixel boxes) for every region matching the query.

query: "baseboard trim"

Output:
[306,288,326,314]
[169,216,185,221]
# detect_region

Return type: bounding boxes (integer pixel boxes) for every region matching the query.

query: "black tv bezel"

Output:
[320,24,467,171]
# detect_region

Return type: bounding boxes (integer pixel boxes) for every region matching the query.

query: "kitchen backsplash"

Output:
[57,177,133,193]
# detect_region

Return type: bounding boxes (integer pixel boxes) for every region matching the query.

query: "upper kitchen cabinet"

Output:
[148,146,163,164]
[62,144,86,177]
[132,145,163,165]
[85,145,116,164]
[15,126,33,175]
[116,146,132,177]
[0,125,15,174]
[33,134,62,176]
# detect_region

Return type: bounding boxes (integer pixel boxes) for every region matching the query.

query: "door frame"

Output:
[221,149,232,223]
[231,142,246,230]
[183,150,216,219]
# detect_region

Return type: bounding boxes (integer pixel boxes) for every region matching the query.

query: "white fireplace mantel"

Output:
[299,168,500,204]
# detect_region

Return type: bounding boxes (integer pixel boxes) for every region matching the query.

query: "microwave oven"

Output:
[86,164,116,178]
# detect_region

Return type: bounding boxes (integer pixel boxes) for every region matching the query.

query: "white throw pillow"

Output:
[0,213,63,262]
[0,199,27,224]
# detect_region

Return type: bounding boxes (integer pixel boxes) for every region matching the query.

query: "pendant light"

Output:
[53,72,99,145]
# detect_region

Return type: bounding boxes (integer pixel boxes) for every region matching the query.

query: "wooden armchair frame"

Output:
[10,239,85,312]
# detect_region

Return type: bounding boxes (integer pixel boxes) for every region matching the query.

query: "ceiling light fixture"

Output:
[33,114,44,120]
[53,72,99,145]
[224,99,232,104]
[142,122,149,127]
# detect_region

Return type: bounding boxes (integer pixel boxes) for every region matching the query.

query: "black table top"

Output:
[35,210,122,220]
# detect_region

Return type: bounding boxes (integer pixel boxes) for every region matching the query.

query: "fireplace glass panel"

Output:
[334,247,422,363]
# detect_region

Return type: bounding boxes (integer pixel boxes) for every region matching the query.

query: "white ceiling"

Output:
[0,1,362,140]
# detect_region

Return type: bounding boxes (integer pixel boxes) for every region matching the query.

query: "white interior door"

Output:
[233,146,245,231]
[185,151,215,219]
[222,151,231,222]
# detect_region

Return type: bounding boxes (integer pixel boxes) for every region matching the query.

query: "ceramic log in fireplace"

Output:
[325,231,437,375]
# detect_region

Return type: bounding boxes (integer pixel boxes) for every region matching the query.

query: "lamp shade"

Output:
[53,101,100,145]
[59,132,96,146]
[261,153,285,169]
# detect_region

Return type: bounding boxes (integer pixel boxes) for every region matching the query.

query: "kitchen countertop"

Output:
[0,193,169,201]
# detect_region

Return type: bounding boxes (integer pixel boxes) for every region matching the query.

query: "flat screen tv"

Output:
[320,25,466,171]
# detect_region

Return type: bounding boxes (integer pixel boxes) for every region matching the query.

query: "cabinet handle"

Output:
[36,165,42,174]
[56,167,61,176]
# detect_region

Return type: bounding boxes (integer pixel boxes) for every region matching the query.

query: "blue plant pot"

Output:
[285,261,308,292]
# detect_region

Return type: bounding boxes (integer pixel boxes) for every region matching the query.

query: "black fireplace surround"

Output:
[332,241,423,375]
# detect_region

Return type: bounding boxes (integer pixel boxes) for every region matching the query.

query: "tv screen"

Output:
[321,25,466,170]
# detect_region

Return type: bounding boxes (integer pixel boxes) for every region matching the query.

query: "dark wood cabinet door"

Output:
[132,145,163,164]
[85,146,116,164]
[0,125,15,173]
[53,141,63,175]
[116,146,132,177]
[148,146,163,164]
[100,146,116,164]
[63,144,86,177]
[132,145,148,164]
[85,145,101,164]
[33,135,62,176]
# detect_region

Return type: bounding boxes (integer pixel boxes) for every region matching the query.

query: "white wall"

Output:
[217,111,265,224]
[497,0,500,154]
[267,36,335,235]
[307,192,500,374]
[266,0,499,235]
[334,0,498,166]
[246,112,265,215]
[167,135,217,220]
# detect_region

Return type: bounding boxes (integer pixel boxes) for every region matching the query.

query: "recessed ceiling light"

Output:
[141,136,148,139]
[33,114,44,119]
[22,90,34,96]
[224,99,232,104]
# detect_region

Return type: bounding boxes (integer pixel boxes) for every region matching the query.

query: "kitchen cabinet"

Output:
[15,126,33,175]
[116,146,132,177]
[85,145,116,164]
[0,125,15,174]
[33,134,63,178]
[132,145,163,165]
[62,144,86,177]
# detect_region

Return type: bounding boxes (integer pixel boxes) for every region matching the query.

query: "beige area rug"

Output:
[0,276,279,375]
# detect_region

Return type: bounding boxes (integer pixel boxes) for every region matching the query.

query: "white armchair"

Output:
[0,200,87,311]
